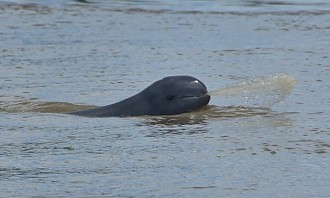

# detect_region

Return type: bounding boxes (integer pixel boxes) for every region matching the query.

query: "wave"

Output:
[0,73,295,116]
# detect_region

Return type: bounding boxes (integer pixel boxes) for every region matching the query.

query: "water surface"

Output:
[0,1,329,197]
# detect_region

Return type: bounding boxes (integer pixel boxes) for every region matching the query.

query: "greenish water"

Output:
[0,2,329,197]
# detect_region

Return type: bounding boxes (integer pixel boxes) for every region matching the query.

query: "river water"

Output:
[0,1,329,197]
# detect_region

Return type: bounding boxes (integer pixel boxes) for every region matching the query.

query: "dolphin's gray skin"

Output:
[69,76,210,117]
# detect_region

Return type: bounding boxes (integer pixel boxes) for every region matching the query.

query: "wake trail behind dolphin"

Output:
[208,73,296,108]
[0,99,96,113]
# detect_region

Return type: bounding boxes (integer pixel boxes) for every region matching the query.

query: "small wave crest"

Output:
[0,99,95,114]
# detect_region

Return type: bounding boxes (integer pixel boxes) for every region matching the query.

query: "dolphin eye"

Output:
[167,95,175,101]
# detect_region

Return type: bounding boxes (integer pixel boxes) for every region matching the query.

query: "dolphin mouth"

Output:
[180,93,210,100]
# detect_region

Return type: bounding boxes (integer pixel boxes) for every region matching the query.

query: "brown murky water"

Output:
[0,1,329,197]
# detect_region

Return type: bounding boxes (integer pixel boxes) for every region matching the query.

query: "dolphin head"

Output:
[143,76,210,115]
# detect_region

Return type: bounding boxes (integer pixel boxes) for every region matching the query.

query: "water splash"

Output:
[208,73,296,108]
